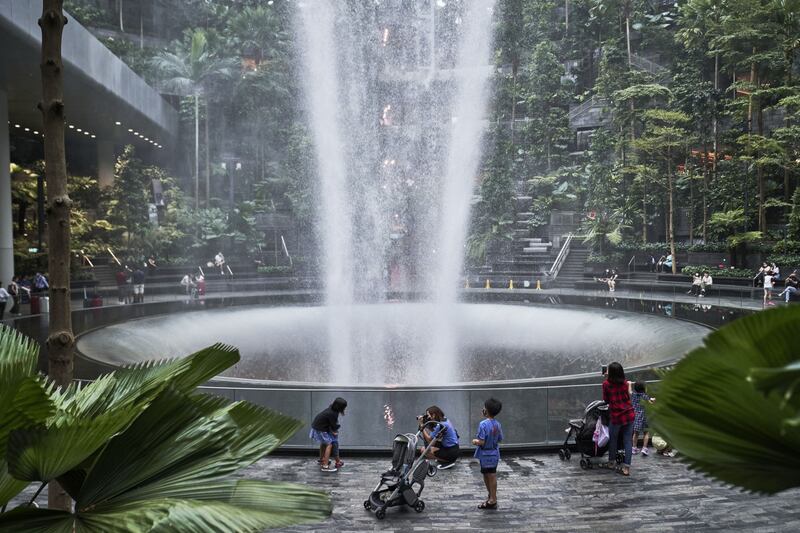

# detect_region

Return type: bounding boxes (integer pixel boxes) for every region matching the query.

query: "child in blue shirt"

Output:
[472,397,503,510]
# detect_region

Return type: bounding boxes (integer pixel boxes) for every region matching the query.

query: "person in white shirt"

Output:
[0,283,10,320]
[763,270,775,305]
[700,272,713,297]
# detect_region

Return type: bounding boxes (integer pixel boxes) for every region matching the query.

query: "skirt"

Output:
[309,428,336,444]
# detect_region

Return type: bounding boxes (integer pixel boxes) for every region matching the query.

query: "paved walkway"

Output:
[245,452,800,532]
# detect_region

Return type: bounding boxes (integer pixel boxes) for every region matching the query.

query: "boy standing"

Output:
[472,398,503,510]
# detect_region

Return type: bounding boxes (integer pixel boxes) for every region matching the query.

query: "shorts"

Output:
[480,466,497,474]
[133,284,144,295]
[434,444,459,464]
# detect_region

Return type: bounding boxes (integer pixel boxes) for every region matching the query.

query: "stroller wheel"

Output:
[579,459,588,470]
[363,500,372,510]
[564,449,571,460]
[375,508,386,520]
[414,500,426,513]
[427,464,437,477]
[558,449,566,461]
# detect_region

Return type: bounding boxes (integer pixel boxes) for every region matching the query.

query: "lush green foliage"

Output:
[0,325,330,530]
[680,265,753,278]
[650,306,800,494]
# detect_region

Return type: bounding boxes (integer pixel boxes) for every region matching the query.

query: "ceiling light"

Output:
[68,125,74,129]
[14,124,20,128]
[76,128,82,132]
[91,135,96,138]
[24,127,30,132]
[84,131,90,136]
[33,131,39,135]
[115,121,121,125]
[133,131,139,135]
[127,128,133,132]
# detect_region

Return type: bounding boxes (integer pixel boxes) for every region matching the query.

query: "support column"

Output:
[0,88,15,288]
[97,140,115,188]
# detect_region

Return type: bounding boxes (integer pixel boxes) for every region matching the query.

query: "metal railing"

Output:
[548,233,573,278]
[568,96,609,120]
[627,255,636,273]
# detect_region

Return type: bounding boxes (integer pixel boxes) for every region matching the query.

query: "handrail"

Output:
[568,95,609,120]
[628,254,636,273]
[548,233,573,278]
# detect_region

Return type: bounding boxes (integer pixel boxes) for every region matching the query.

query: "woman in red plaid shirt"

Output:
[602,362,635,476]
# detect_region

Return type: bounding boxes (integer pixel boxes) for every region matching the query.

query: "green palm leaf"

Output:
[77,388,301,507]
[0,507,74,532]
[0,461,29,509]
[0,480,330,533]
[649,306,800,493]
[7,412,135,482]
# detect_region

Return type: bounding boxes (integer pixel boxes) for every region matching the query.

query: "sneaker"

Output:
[437,461,456,470]
[335,460,344,469]
[632,447,640,455]
[641,447,650,456]
[320,464,338,473]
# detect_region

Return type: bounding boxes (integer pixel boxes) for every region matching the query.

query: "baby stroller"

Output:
[364,422,439,520]
[558,400,623,470]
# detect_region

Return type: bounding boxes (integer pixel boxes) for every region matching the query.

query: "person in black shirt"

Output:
[310,397,347,472]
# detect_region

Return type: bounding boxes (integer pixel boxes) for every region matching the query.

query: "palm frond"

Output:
[649,306,800,494]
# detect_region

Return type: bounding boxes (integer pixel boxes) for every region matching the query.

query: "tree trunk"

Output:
[510,59,518,146]
[194,93,199,210]
[642,172,647,244]
[205,97,210,207]
[38,0,73,512]
[757,100,766,233]
[702,141,709,242]
[689,163,694,245]
[667,150,676,274]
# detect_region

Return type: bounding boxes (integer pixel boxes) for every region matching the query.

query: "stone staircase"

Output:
[551,241,590,288]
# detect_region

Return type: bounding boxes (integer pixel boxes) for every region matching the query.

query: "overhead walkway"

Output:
[0,0,179,286]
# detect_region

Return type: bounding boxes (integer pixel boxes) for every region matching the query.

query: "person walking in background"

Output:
[33,272,48,294]
[763,268,775,306]
[771,263,780,282]
[0,283,9,320]
[116,268,128,303]
[8,277,20,315]
[132,267,146,303]
[310,397,347,472]
[630,381,655,456]
[472,398,503,510]
[214,251,226,276]
[603,362,634,476]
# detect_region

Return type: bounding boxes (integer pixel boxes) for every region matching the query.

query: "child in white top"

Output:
[763,271,774,305]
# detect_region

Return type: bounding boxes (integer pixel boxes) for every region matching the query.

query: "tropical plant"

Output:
[0,325,330,530]
[649,306,800,494]
[152,28,236,208]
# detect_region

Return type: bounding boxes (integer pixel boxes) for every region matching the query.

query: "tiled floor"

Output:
[240,452,800,532]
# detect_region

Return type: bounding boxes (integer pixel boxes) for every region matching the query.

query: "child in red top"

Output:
[602,362,635,476]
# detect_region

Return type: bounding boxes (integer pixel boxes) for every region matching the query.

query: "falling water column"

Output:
[295,1,355,383]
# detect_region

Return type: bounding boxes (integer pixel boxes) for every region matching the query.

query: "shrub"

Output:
[766,255,800,269]
[680,265,753,278]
